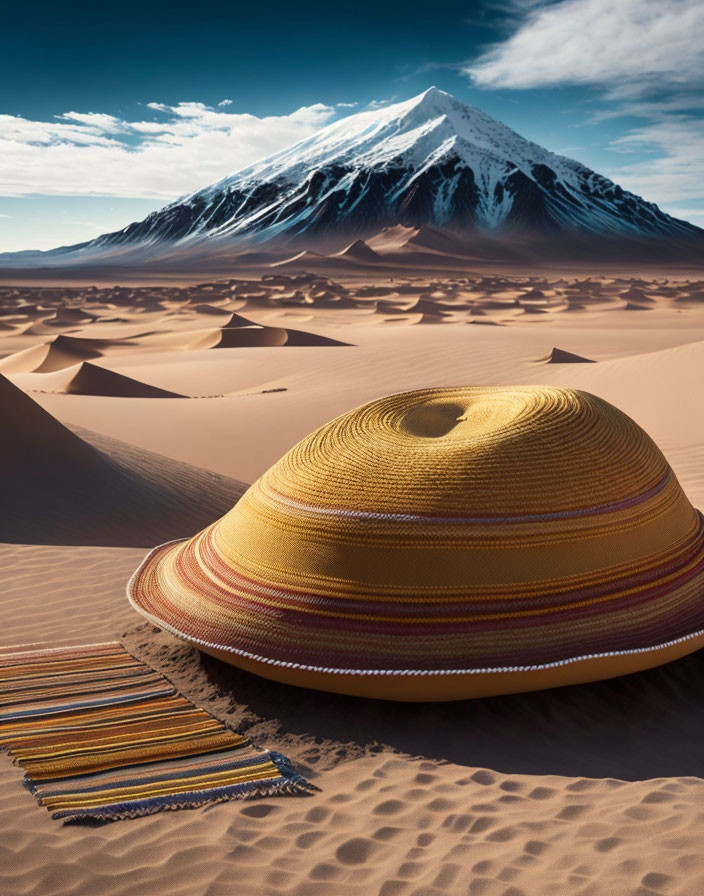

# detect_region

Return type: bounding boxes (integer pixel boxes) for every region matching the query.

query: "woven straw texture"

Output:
[0,642,316,822]
[128,386,704,698]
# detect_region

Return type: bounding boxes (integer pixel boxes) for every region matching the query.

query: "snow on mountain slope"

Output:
[5,88,703,266]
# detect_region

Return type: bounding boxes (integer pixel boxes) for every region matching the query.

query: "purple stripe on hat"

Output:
[267,469,672,525]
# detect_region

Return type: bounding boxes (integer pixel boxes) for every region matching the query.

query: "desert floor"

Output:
[2,270,704,896]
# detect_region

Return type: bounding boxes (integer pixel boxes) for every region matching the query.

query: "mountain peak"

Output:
[409,86,452,109]
[14,86,702,266]
[395,86,461,127]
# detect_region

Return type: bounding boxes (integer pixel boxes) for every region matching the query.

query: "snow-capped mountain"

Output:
[3,88,702,267]
[87,87,699,253]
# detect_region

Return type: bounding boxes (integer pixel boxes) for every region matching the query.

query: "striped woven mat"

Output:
[0,641,316,823]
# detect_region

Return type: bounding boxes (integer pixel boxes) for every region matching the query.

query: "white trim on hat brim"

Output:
[126,538,704,679]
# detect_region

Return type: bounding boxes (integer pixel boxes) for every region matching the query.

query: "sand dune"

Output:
[22,319,73,336]
[620,286,655,303]
[403,225,474,256]
[272,250,329,269]
[276,290,310,306]
[2,274,704,895]
[404,298,451,317]
[541,338,704,494]
[8,360,188,398]
[0,304,46,319]
[55,306,99,322]
[624,301,651,311]
[367,225,419,252]
[521,287,547,300]
[520,303,549,315]
[337,239,382,263]
[214,325,290,348]
[375,300,411,315]
[545,347,595,363]
[182,325,289,350]
[476,298,520,310]
[191,302,235,315]
[220,311,261,328]
[41,307,99,327]
[63,362,185,398]
[0,334,132,373]
[282,327,350,346]
[184,323,350,350]
[0,374,244,545]
[0,371,98,470]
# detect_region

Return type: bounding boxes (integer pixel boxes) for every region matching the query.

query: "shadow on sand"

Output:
[128,623,704,782]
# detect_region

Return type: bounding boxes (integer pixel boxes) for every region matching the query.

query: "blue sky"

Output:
[1,0,703,250]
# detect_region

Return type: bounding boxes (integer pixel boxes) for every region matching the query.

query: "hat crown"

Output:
[262,386,672,519]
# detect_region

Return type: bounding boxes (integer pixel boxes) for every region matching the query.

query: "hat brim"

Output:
[127,539,704,702]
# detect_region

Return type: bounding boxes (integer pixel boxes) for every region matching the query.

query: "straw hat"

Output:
[128,387,704,701]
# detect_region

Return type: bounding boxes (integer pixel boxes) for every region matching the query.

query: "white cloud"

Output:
[0,115,121,147]
[0,100,339,199]
[57,111,125,132]
[663,206,704,226]
[218,99,232,107]
[465,0,704,98]
[366,99,394,110]
[463,0,704,227]
[606,117,704,207]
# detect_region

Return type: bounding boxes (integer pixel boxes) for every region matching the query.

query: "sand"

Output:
[2,270,704,895]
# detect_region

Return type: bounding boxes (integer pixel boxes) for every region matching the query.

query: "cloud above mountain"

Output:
[466,0,704,98]
[0,101,338,199]
[464,0,704,226]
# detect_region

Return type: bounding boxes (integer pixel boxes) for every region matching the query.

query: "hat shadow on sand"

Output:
[128,623,704,783]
